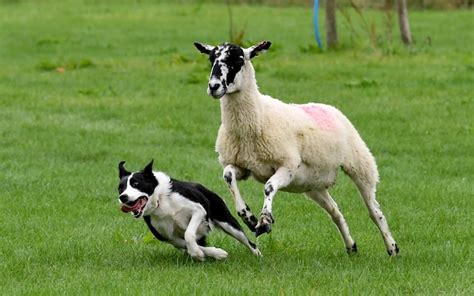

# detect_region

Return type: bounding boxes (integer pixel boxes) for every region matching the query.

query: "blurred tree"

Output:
[397,0,412,44]
[326,0,338,49]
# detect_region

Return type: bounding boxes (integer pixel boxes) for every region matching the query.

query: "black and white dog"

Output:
[117,160,261,261]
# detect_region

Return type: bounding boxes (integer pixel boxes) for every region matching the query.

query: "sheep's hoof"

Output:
[255,213,274,237]
[346,242,358,255]
[255,222,272,237]
[387,243,400,257]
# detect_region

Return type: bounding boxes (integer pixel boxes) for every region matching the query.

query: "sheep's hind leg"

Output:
[306,190,357,254]
[357,184,399,256]
[256,167,294,237]
[223,165,258,232]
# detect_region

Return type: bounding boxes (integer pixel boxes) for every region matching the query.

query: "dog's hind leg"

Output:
[215,220,261,256]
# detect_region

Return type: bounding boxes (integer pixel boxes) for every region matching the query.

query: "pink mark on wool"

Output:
[296,104,337,130]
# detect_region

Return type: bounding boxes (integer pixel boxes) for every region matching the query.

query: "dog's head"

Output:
[117,160,158,218]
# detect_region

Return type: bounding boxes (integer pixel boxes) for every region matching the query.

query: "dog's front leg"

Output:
[167,238,227,260]
[184,211,206,261]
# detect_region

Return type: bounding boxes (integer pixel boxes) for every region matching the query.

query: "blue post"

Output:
[313,0,323,49]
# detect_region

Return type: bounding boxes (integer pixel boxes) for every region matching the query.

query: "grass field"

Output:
[0,0,473,294]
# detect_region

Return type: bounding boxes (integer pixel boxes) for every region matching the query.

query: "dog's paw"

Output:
[205,247,228,260]
[187,247,205,261]
[252,247,262,257]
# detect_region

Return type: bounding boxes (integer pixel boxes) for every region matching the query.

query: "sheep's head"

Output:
[194,41,271,99]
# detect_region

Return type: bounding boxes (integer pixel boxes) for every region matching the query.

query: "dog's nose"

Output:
[119,194,128,203]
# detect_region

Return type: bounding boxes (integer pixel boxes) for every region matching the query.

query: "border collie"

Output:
[117,160,261,261]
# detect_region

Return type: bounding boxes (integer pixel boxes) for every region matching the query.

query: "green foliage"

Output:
[299,43,324,54]
[35,58,95,72]
[0,1,473,295]
[344,77,378,87]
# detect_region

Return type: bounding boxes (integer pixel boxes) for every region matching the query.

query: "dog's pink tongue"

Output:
[121,205,133,213]
[120,199,145,213]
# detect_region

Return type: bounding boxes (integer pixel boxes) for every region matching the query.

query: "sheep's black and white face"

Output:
[194,41,271,99]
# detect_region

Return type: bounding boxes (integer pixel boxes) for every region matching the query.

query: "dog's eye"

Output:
[131,181,139,187]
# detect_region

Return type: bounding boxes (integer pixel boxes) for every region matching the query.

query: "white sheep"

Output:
[194,41,399,256]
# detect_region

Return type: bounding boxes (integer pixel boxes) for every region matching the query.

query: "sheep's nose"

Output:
[119,194,128,203]
[209,82,221,92]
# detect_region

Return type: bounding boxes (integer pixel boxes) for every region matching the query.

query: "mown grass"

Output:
[0,1,472,294]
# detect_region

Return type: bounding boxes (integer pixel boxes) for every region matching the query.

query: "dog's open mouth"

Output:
[121,196,148,218]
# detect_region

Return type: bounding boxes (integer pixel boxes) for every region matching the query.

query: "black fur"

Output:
[194,42,212,55]
[119,161,131,179]
[170,178,243,231]
[249,41,272,58]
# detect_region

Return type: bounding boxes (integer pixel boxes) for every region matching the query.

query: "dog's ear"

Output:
[118,161,131,179]
[143,159,154,176]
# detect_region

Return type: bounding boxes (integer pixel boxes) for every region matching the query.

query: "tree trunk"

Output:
[397,0,412,45]
[325,0,338,49]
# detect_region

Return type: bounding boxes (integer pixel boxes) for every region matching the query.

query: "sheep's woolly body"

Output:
[196,40,398,256]
[216,62,378,192]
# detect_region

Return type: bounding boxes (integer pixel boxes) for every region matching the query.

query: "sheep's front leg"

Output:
[256,167,294,237]
[223,165,258,232]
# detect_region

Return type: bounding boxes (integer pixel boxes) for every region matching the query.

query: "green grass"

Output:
[0,1,473,294]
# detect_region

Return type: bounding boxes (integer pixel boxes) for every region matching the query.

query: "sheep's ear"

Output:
[142,159,154,176]
[244,41,272,60]
[194,42,214,55]
[119,161,131,179]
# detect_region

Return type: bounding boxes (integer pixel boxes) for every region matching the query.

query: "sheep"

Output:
[194,41,399,256]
